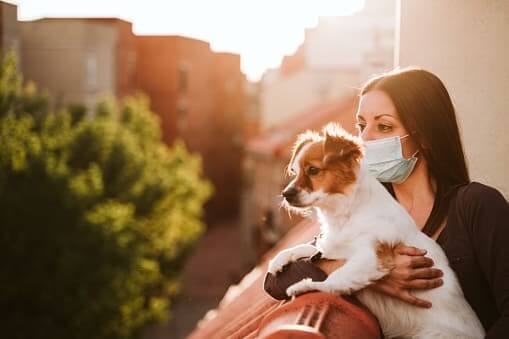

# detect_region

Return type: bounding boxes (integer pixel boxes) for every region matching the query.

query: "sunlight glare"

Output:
[14,0,365,80]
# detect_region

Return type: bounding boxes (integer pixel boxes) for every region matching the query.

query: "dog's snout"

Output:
[282,187,298,201]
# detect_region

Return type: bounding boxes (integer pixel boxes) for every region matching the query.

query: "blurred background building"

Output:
[19,18,137,109]
[0,1,18,57]
[136,35,245,221]
[259,0,395,130]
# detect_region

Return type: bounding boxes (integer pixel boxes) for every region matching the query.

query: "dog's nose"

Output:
[282,187,298,201]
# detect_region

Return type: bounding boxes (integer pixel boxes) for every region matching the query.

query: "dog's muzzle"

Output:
[282,187,299,204]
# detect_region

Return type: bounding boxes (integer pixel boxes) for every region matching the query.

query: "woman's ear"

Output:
[409,130,426,148]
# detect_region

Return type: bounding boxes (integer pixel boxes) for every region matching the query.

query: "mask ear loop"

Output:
[400,134,420,159]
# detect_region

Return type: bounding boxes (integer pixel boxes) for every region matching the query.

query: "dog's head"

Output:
[282,123,364,210]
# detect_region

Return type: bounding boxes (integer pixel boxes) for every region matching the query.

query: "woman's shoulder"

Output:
[453,182,509,232]
[457,182,507,208]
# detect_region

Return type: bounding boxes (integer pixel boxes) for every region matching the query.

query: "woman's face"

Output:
[356,90,419,158]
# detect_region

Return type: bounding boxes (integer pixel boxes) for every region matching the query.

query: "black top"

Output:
[436,182,509,338]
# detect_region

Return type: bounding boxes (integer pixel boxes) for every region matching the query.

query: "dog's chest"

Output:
[316,231,360,259]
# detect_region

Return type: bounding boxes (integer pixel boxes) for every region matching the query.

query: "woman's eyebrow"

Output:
[374,113,396,120]
[357,113,395,120]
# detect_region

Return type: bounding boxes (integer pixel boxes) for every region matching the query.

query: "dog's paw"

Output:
[268,252,294,274]
[286,278,315,297]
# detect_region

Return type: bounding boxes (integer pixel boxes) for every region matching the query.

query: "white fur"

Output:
[290,141,312,176]
[267,243,319,274]
[269,162,485,339]
[298,189,327,206]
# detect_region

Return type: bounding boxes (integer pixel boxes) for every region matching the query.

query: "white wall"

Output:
[398,0,509,197]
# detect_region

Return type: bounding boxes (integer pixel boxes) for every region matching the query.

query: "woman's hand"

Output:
[369,245,444,308]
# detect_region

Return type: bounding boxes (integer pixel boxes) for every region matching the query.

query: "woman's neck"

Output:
[392,158,436,229]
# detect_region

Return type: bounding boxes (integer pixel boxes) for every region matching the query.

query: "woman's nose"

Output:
[361,127,376,141]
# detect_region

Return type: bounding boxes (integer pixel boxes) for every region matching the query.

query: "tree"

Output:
[0,52,212,339]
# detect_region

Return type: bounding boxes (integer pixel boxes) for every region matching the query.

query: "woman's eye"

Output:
[307,166,320,176]
[378,124,392,132]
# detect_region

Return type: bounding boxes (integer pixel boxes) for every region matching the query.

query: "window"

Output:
[85,53,97,89]
[178,62,190,93]
[126,50,136,86]
[176,99,188,131]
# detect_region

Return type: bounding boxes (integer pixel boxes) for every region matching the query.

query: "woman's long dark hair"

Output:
[360,68,470,236]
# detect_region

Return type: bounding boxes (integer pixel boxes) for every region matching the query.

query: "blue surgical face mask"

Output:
[364,134,419,184]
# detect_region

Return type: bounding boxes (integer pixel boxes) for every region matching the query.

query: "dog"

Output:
[267,124,484,338]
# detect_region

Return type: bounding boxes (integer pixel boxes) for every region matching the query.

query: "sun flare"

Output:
[14,0,365,80]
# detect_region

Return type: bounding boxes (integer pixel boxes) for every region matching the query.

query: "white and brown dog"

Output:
[268,124,484,338]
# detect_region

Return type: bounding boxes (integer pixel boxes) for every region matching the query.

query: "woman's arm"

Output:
[264,248,442,303]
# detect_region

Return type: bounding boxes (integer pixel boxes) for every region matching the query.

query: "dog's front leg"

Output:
[267,244,320,274]
[286,248,387,296]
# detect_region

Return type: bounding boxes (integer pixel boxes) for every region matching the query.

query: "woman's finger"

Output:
[409,256,434,268]
[399,290,432,308]
[370,280,432,308]
[404,278,444,290]
[369,279,398,297]
[408,267,443,280]
[395,245,427,256]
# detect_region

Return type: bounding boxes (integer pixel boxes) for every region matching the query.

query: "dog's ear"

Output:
[287,130,319,176]
[322,123,363,167]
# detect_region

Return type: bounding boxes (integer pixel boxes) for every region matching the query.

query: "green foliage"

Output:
[0,53,212,338]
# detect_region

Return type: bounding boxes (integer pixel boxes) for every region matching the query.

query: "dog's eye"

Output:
[307,166,321,176]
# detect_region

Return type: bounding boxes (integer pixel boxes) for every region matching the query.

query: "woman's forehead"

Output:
[357,90,398,119]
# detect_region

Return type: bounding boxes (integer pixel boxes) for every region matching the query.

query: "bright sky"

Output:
[10,0,365,81]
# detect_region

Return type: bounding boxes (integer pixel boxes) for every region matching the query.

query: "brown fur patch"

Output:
[320,124,364,194]
[287,130,321,176]
[293,142,323,191]
[375,241,403,273]
[288,124,364,195]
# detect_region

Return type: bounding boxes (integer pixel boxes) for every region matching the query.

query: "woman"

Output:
[265,68,509,338]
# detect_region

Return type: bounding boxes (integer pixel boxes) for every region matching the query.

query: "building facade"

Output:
[19,18,137,110]
[0,1,18,58]
[136,36,245,220]
[259,0,396,130]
